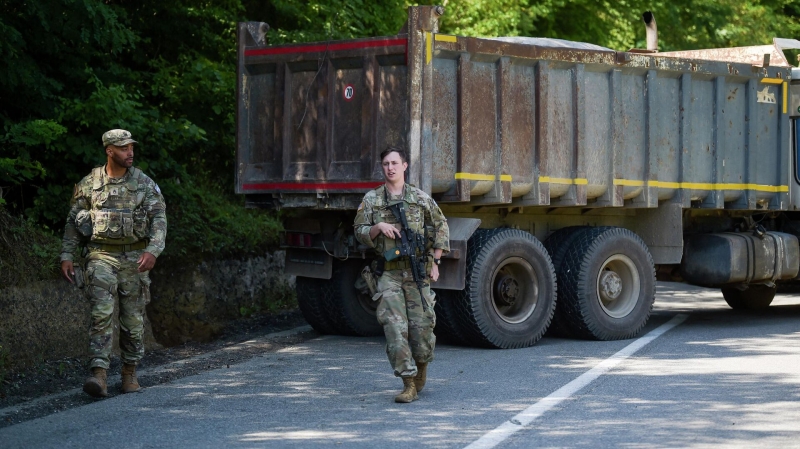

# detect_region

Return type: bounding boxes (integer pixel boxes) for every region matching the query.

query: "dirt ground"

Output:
[0,310,313,428]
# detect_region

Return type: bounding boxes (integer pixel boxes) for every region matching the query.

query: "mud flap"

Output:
[284,248,332,279]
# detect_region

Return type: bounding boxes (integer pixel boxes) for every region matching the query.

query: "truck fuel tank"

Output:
[681,231,799,286]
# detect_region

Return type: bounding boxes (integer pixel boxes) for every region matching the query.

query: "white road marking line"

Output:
[465,314,688,449]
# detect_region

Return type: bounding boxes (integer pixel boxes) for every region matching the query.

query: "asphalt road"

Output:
[2,281,799,448]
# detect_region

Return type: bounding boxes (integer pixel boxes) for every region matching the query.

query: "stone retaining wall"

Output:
[0,251,292,370]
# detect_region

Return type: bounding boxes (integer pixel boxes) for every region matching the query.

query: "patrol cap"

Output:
[102,129,138,147]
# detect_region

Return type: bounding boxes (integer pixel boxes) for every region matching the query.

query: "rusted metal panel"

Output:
[651,72,681,202]
[236,10,792,212]
[431,57,457,194]
[237,35,408,200]
[376,59,409,164]
[620,70,647,202]
[660,43,792,68]
[584,69,612,201]
[720,79,749,208]
[503,61,536,198]
[686,78,715,202]
[542,62,576,200]
[460,55,498,197]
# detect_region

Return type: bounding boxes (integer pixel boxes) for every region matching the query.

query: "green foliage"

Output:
[261,0,408,44]
[0,158,45,196]
[437,0,543,37]
[1,119,65,206]
[0,0,251,259]
[434,0,800,51]
[239,305,256,317]
[159,178,282,258]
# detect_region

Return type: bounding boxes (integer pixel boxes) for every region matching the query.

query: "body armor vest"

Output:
[372,185,432,256]
[76,167,149,244]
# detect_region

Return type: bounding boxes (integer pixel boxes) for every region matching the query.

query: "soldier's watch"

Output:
[433,258,442,265]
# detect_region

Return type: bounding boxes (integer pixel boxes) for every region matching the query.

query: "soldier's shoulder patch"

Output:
[154,183,161,195]
[357,202,364,211]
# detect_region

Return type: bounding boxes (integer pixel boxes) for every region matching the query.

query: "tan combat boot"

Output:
[121,363,142,393]
[83,367,108,398]
[414,362,428,392]
[394,376,418,403]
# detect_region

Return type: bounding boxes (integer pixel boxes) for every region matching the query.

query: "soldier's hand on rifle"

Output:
[373,222,402,240]
[430,263,440,282]
[61,260,75,284]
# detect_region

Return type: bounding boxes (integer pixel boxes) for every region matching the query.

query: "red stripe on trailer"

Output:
[242,181,384,191]
[244,37,408,57]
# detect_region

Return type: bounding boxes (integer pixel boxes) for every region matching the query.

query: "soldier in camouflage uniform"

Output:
[353,147,449,403]
[60,129,167,398]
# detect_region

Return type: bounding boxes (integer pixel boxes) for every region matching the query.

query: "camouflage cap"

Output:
[102,129,138,147]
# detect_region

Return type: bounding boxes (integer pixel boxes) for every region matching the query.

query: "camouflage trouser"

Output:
[375,269,437,377]
[84,249,152,370]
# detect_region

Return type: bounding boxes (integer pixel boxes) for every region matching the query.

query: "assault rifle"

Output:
[383,202,430,312]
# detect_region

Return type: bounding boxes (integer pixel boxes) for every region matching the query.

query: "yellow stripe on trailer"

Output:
[455,172,512,182]
[784,82,788,114]
[647,180,681,189]
[613,179,788,192]
[613,179,645,187]
[539,177,588,185]
[426,32,433,64]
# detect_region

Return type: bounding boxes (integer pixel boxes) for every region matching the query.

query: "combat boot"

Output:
[414,362,428,392]
[121,363,142,393]
[394,376,418,403]
[83,367,108,398]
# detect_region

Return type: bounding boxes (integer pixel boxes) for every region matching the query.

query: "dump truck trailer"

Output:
[236,6,800,348]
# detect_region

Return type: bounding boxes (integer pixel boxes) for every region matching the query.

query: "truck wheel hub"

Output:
[495,275,519,306]
[599,270,623,300]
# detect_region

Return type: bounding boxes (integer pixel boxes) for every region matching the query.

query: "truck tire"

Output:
[297,277,338,335]
[543,226,588,337]
[433,289,472,345]
[558,227,655,340]
[721,285,776,310]
[451,228,557,349]
[321,260,383,337]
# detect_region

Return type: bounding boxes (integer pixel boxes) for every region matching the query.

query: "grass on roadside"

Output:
[0,209,61,287]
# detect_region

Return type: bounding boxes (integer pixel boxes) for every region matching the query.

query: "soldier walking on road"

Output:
[353,147,449,403]
[60,129,167,398]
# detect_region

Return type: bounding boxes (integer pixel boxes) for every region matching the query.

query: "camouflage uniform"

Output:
[60,131,167,370]
[353,184,449,377]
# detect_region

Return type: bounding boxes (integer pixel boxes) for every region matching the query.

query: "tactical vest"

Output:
[75,167,149,243]
[372,185,432,257]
